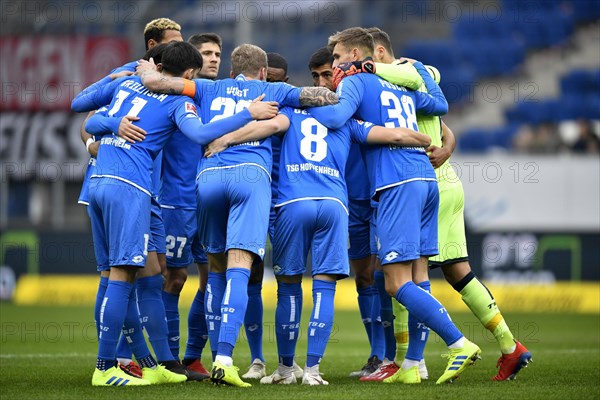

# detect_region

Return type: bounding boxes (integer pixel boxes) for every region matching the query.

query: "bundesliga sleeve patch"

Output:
[185,102,198,116]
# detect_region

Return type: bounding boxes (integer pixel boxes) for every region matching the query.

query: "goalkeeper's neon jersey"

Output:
[308,63,447,197]
[275,107,373,213]
[189,74,302,179]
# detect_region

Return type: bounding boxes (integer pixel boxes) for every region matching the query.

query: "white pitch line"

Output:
[0,352,95,359]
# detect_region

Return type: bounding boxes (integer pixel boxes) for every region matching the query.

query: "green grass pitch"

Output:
[1,303,599,399]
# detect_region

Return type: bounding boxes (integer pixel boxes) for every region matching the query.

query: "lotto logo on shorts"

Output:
[132,255,144,264]
[384,251,399,262]
[258,248,265,257]
[273,265,282,274]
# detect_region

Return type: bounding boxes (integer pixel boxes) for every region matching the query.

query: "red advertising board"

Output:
[0,36,130,111]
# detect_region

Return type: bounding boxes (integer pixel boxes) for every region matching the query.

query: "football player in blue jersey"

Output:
[72,41,278,386]
[307,27,482,385]
[75,18,187,381]
[307,46,388,378]
[159,32,224,379]
[135,43,339,387]
[159,33,224,380]
[235,51,293,381]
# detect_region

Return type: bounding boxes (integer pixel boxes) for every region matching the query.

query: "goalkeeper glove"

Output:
[332,57,376,90]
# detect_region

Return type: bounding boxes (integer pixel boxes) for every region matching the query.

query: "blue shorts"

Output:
[268,203,276,242]
[191,235,208,264]
[273,199,349,278]
[196,164,271,260]
[370,210,379,256]
[88,178,150,271]
[377,181,439,265]
[348,198,373,260]
[148,197,166,254]
[162,207,197,268]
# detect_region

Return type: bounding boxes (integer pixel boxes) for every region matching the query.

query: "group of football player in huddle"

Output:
[71,17,532,388]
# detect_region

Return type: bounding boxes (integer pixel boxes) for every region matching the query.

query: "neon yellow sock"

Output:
[459,278,515,354]
[392,299,408,364]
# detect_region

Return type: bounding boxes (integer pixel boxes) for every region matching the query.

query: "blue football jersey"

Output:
[85,76,253,195]
[275,107,373,213]
[77,61,138,205]
[308,62,447,197]
[191,74,302,178]
[270,134,282,205]
[346,143,371,201]
[159,132,202,209]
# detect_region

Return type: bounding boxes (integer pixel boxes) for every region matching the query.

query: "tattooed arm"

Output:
[135,59,188,95]
[298,86,339,107]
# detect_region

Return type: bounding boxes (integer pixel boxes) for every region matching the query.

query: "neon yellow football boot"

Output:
[142,364,187,384]
[436,339,482,384]
[92,366,151,386]
[383,365,421,384]
[211,361,252,387]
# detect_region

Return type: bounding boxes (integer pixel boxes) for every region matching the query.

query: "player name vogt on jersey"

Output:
[121,80,169,102]
[286,162,340,178]
[226,86,250,97]
[100,136,131,150]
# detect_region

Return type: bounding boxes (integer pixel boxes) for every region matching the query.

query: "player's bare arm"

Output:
[117,116,147,143]
[246,94,279,120]
[367,126,432,147]
[80,111,100,158]
[428,121,456,168]
[136,58,186,95]
[204,114,290,158]
[298,86,339,107]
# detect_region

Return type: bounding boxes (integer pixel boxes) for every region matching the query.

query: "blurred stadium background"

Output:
[0,0,599,311]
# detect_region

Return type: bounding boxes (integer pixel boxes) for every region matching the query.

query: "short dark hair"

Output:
[143,18,181,50]
[161,41,203,77]
[366,27,395,59]
[308,47,334,70]
[267,52,288,74]
[142,43,169,64]
[188,33,222,50]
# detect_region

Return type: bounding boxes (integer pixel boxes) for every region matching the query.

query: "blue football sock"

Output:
[97,280,133,371]
[205,272,226,361]
[116,334,133,360]
[217,268,250,357]
[395,281,463,346]
[275,282,302,367]
[161,290,180,360]
[244,282,264,362]
[356,285,374,357]
[375,270,396,360]
[136,274,174,362]
[306,279,336,368]
[369,285,385,359]
[406,281,432,361]
[94,276,108,340]
[122,284,152,362]
[184,289,208,361]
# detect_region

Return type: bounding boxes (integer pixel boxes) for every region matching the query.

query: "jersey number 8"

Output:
[300,118,328,162]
